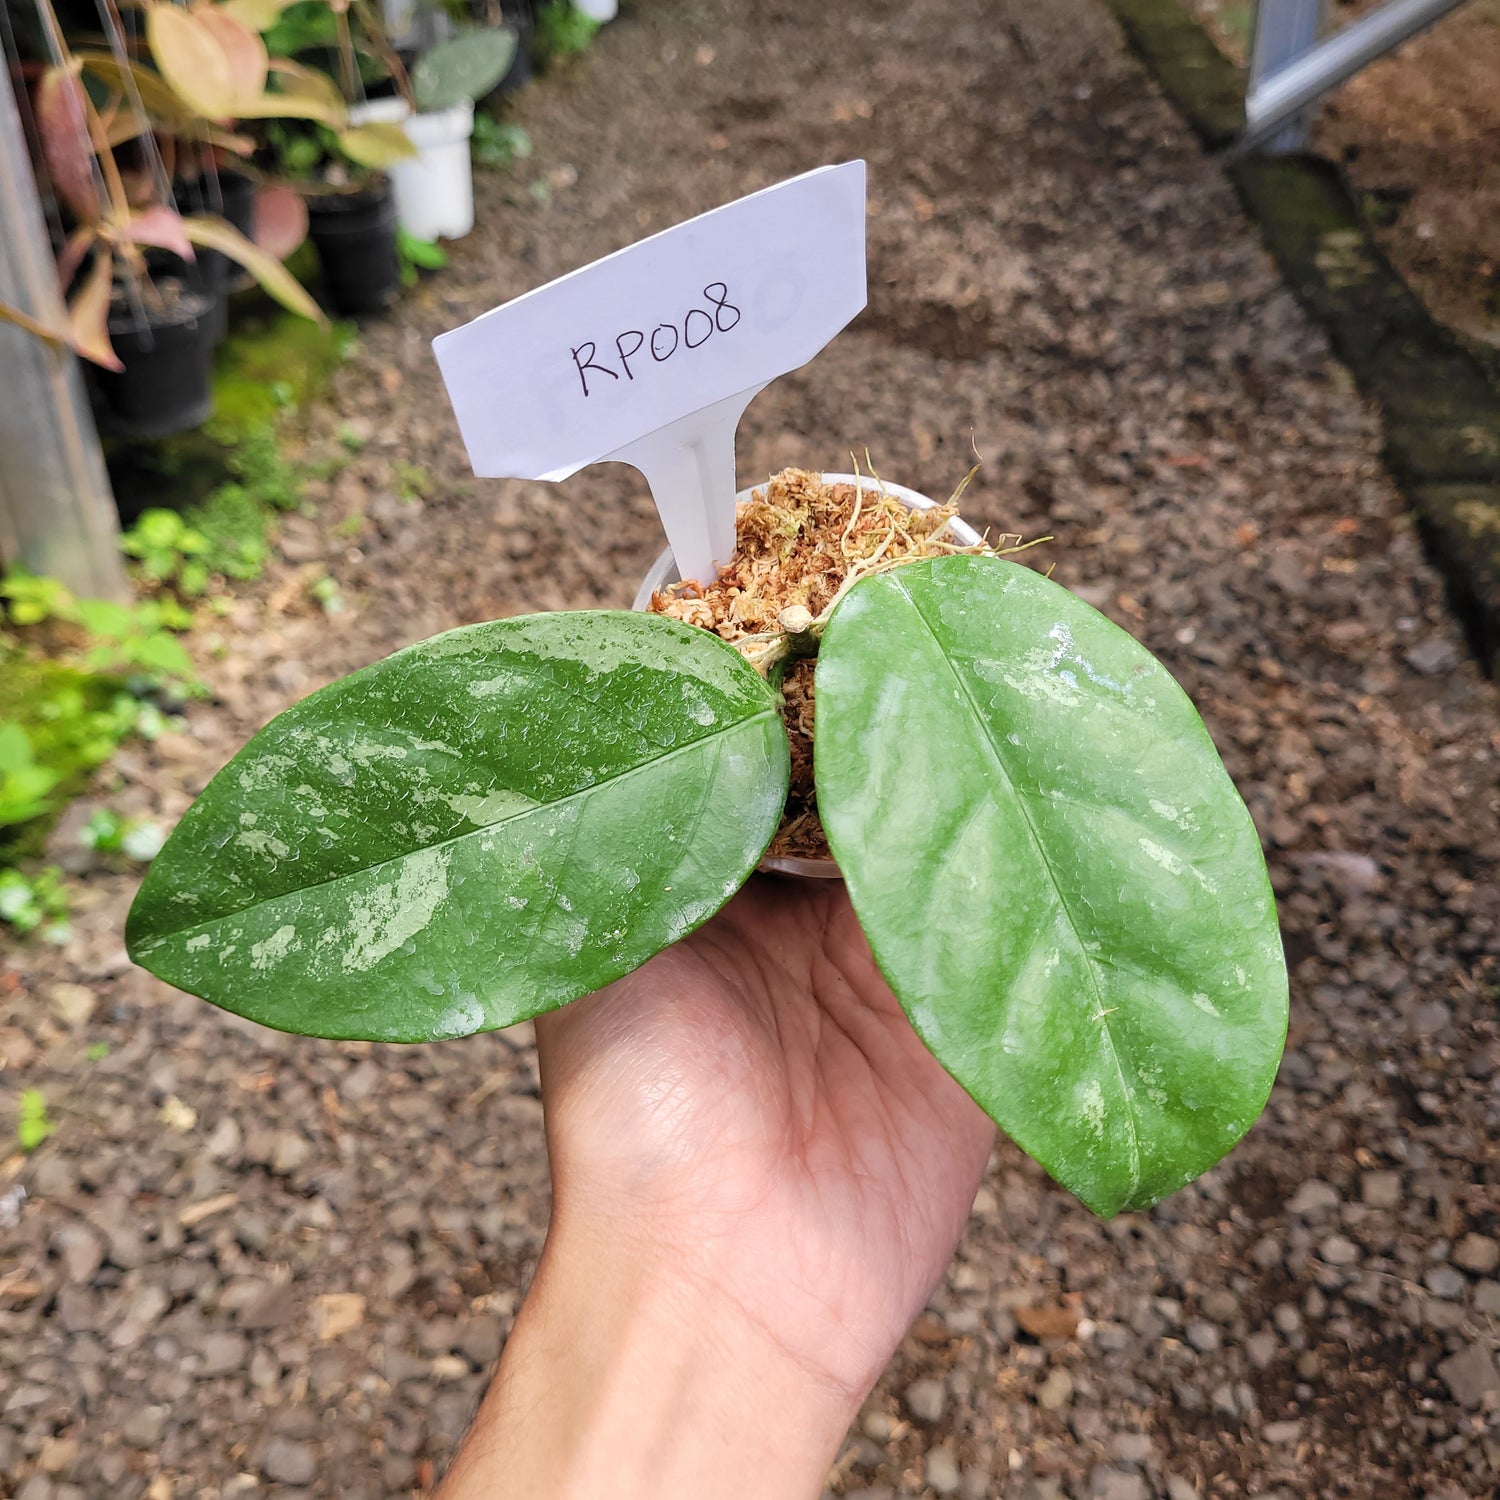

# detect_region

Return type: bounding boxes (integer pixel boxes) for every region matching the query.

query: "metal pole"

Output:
[0,60,126,600]
[1247,0,1323,153]
[1244,0,1470,151]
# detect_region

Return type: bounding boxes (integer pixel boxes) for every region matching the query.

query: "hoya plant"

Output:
[127,536,1287,1218]
[411,28,518,112]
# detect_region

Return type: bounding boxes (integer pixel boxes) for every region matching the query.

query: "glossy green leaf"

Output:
[127,612,788,1041]
[815,556,1287,1217]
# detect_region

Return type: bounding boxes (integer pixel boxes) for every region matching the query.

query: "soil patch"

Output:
[1188,0,1500,346]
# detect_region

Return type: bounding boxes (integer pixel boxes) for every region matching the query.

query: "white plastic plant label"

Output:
[432,160,868,584]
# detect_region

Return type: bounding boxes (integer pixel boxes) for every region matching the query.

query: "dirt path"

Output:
[4,1,1499,1496]
[1190,0,1500,349]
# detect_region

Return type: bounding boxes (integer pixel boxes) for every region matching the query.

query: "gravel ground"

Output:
[4,0,1500,1496]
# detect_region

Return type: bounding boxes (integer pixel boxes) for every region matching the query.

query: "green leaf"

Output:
[183,215,327,326]
[0,722,38,774]
[814,556,1287,1217]
[219,0,296,32]
[412,27,518,112]
[127,612,788,1041]
[131,508,186,548]
[1,570,78,626]
[74,599,136,641]
[397,227,449,271]
[471,116,530,169]
[337,121,416,169]
[18,1089,55,1152]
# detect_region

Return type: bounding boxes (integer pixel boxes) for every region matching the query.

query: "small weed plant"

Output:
[17,1090,56,1152]
[533,0,599,64]
[472,117,532,170]
[0,867,69,942]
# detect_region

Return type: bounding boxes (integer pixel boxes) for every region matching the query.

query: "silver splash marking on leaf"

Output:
[339,847,450,973]
[251,925,299,969]
[441,789,540,825]
[1138,835,1220,893]
[434,996,484,1038]
[236,829,290,859]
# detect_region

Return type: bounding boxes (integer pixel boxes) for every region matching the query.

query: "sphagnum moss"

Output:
[648,466,1045,859]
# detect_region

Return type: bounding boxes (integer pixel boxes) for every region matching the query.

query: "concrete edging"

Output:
[1103,0,1500,675]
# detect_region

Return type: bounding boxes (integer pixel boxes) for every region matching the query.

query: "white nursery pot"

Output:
[574,0,618,20]
[633,473,983,880]
[349,98,476,242]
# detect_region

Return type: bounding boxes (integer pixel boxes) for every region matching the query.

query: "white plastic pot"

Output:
[633,473,983,879]
[349,97,476,242]
[574,0,618,21]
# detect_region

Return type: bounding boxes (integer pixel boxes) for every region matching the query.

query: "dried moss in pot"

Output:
[647,467,1032,862]
[127,462,1288,1218]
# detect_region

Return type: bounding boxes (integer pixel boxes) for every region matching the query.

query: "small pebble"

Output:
[1036,1368,1074,1410]
[1110,1432,1153,1464]
[1452,1235,1499,1275]
[1405,638,1458,675]
[1185,1320,1220,1354]
[1272,1304,1302,1335]
[1246,1332,1279,1370]
[1320,1235,1361,1266]
[903,1377,946,1424]
[925,1446,962,1494]
[262,1436,317,1486]
[1423,1265,1466,1301]
[1287,1180,1339,1216]
[1360,1172,1402,1210]
[1435,1344,1500,1408]
[1091,1466,1148,1500]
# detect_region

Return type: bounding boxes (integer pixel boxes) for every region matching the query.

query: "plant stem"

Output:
[334,5,358,102]
[352,0,414,108]
[776,605,820,659]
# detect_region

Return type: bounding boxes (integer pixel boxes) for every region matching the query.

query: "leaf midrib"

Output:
[138,708,780,951]
[889,571,1144,1195]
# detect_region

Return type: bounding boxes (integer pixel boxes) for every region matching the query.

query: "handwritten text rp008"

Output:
[570,283,742,399]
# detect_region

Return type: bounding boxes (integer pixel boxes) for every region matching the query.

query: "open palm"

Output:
[535,876,996,1399]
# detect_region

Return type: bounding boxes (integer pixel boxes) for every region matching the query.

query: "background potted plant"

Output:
[1,5,327,435]
[349,3,518,241]
[126,468,1288,1219]
[216,0,416,315]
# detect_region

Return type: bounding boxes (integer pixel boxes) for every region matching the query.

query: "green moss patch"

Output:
[0,653,129,862]
[104,304,351,520]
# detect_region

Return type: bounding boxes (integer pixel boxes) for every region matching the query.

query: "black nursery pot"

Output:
[308,184,400,318]
[169,171,257,324]
[94,281,217,439]
[214,170,256,239]
[184,168,256,238]
[146,243,228,344]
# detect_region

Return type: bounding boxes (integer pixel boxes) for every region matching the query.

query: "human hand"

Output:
[438,878,994,1500]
